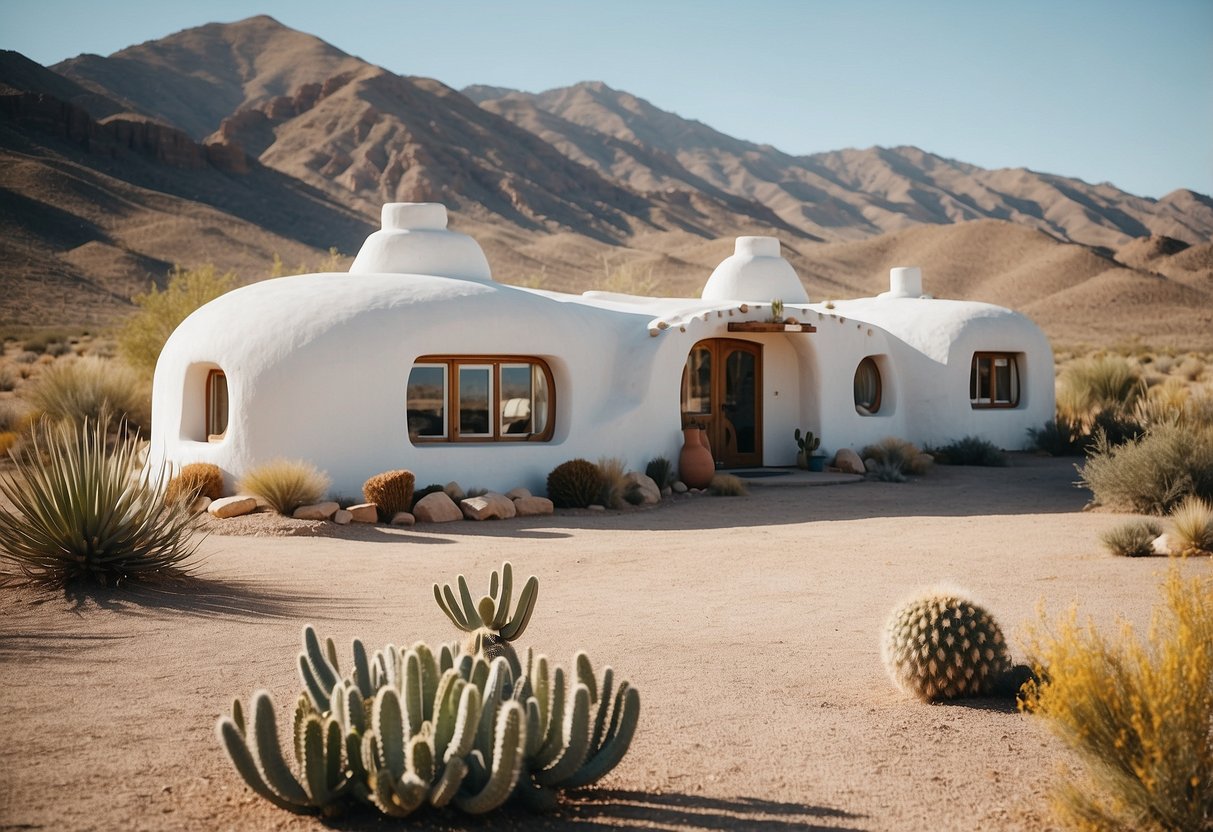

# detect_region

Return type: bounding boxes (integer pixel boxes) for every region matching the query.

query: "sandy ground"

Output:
[1,456,1208,832]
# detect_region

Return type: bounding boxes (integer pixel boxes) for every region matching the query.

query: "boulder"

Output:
[513,496,554,516]
[190,496,212,514]
[1152,533,1173,556]
[505,487,532,500]
[347,503,379,523]
[622,471,661,505]
[413,492,463,523]
[864,457,879,472]
[460,492,517,521]
[292,501,339,521]
[443,481,466,502]
[833,448,865,475]
[672,481,688,494]
[588,504,606,511]
[208,495,257,519]
[333,510,352,525]
[391,512,416,526]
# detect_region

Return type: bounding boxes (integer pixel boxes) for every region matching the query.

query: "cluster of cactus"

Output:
[217,562,640,819]
[362,469,415,521]
[434,561,537,674]
[880,586,1016,702]
[546,458,603,508]
[794,428,820,455]
[165,462,225,504]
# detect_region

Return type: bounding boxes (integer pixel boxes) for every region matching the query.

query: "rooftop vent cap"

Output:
[349,202,492,281]
[878,266,933,299]
[701,236,809,303]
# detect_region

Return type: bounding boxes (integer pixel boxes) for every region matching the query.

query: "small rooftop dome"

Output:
[701,236,808,303]
[349,202,493,281]
[878,266,931,299]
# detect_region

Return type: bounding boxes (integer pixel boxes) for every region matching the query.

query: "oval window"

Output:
[854,357,881,415]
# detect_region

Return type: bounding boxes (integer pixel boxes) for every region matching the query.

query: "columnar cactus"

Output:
[881,586,1012,701]
[434,561,538,675]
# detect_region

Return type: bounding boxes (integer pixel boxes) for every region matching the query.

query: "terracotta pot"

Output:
[698,427,711,456]
[679,427,715,489]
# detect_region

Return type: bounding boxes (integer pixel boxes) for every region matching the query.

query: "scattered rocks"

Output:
[347,503,379,523]
[513,496,554,516]
[443,481,466,503]
[413,491,462,523]
[190,496,212,514]
[333,510,352,525]
[672,481,688,494]
[461,492,517,521]
[588,504,605,511]
[391,512,416,526]
[209,495,257,519]
[622,471,661,505]
[292,501,339,521]
[505,487,531,500]
[833,448,865,475]
[661,486,672,497]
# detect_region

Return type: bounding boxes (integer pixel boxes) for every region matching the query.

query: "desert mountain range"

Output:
[1,15,1210,347]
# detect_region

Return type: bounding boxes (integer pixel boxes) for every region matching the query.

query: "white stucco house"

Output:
[149,202,1054,496]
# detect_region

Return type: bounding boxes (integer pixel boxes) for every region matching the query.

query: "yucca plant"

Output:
[237,459,330,515]
[1022,566,1213,831]
[0,416,201,585]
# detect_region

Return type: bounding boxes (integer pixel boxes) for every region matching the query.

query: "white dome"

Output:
[349,203,492,281]
[701,236,808,303]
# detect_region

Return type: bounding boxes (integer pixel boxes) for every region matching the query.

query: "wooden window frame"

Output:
[410,356,556,443]
[970,352,1020,409]
[206,369,228,442]
[854,356,882,415]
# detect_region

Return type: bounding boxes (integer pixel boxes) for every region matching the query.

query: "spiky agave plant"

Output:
[0,416,202,585]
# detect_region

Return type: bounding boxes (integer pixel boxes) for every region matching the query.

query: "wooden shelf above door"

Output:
[727,321,817,333]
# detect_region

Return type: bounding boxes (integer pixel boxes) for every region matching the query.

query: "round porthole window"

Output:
[854,357,881,415]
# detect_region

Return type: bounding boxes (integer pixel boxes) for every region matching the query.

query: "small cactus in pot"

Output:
[794,428,820,470]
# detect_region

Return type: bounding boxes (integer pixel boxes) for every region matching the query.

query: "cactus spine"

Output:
[881,586,1012,701]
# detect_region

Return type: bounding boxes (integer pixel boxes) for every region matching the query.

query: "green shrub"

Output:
[546,459,602,508]
[1170,496,1213,556]
[1022,567,1213,831]
[708,473,748,496]
[1099,520,1163,558]
[644,456,673,489]
[165,462,225,505]
[27,356,150,433]
[930,436,1009,466]
[0,417,201,585]
[596,456,627,510]
[362,469,415,521]
[118,264,238,376]
[237,459,330,515]
[1080,423,1213,514]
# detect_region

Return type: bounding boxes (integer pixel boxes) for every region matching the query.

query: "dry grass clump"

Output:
[1170,496,1213,556]
[1099,520,1163,558]
[597,456,628,510]
[1080,423,1213,514]
[708,473,748,496]
[165,462,225,505]
[362,469,415,521]
[0,417,201,586]
[27,356,150,433]
[0,366,16,392]
[861,437,930,477]
[1056,354,1142,425]
[237,459,330,515]
[1022,567,1213,831]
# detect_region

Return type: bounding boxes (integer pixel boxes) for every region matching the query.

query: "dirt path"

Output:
[1,456,1206,831]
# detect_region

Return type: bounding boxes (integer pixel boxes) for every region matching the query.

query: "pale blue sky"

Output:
[3,0,1210,198]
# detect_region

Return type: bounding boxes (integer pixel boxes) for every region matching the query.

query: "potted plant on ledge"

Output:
[795,428,827,472]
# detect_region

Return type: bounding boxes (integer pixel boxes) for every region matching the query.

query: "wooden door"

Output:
[680,339,763,468]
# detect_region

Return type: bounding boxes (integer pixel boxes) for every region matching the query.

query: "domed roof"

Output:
[701,236,808,303]
[349,203,492,281]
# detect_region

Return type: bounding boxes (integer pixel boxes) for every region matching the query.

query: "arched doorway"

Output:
[681,339,763,468]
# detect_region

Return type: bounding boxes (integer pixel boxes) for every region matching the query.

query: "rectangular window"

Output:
[206,369,228,440]
[408,357,555,442]
[407,364,447,439]
[970,353,1020,408]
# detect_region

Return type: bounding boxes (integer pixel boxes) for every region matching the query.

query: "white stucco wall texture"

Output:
[149,203,1055,497]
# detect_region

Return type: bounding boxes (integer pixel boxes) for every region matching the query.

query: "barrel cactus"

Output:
[434,561,538,676]
[546,458,602,508]
[881,586,1013,701]
[362,469,415,521]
